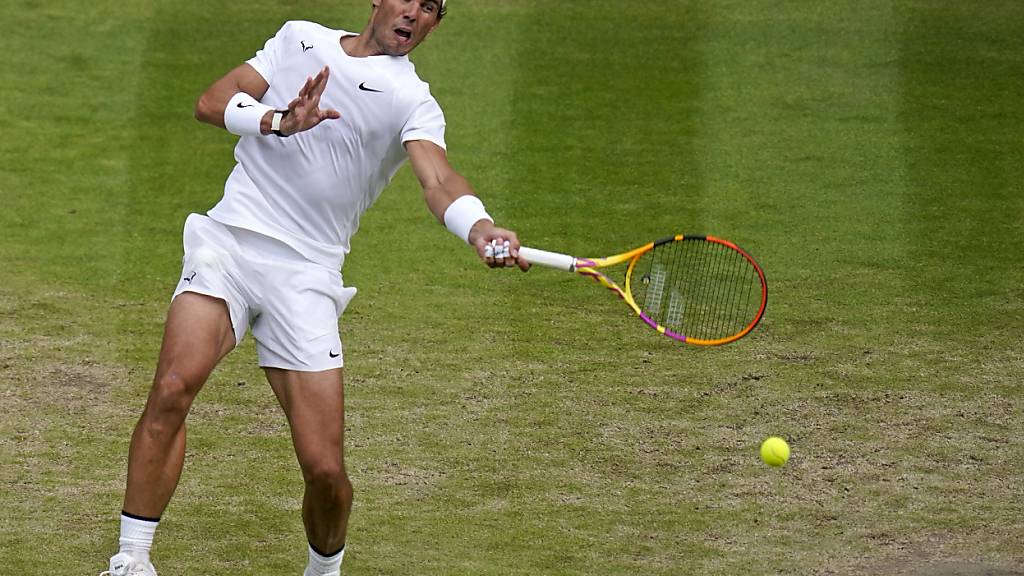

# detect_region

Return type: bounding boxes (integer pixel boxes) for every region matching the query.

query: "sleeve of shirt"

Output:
[246,21,292,85]
[401,94,447,151]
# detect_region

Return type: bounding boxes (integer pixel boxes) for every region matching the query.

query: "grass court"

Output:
[1,1,1022,574]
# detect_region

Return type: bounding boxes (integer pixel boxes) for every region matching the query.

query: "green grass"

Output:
[1,1,1023,574]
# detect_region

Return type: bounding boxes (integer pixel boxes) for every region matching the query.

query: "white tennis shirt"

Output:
[208,20,447,270]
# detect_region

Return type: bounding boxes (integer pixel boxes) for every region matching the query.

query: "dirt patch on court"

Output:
[870,562,1024,576]
[853,539,1024,576]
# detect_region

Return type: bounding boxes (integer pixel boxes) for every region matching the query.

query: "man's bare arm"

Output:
[406,139,528,269]
[195,63,271,129]
[195,64,340,136]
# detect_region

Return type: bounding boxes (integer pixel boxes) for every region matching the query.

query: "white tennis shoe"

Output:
[303,569,340,576]
[100,552,157,576]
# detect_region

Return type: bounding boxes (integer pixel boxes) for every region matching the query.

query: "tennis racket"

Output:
[519,235,767,346]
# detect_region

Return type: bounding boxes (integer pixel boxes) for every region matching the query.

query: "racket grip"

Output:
[519,246,577,272]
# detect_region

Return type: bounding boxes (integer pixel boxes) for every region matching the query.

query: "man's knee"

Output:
[141,371,202,433]
[303,460,353,502]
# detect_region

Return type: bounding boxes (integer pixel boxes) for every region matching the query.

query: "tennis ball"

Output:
[760,436,790,467]
[193,246,221,268]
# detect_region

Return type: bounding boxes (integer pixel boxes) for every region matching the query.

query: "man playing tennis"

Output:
[103,1,526,575]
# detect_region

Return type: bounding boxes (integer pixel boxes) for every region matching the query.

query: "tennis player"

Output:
[103,1,527,575]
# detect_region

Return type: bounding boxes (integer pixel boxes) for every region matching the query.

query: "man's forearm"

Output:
[424,172,476,223]
[194,64,271,129]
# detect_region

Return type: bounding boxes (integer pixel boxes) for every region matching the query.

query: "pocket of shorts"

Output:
[182,214,233,273]
[334,286,357,317]
[326,268,356,317]
[281,267,356,330]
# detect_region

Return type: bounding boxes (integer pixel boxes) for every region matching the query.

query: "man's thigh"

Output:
[265,367,346,469]
[150,292,236,401]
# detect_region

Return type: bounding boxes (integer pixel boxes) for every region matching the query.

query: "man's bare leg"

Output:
[113,292,236,572]
[266,367,351,575]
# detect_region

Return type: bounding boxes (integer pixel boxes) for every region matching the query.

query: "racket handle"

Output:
[519,246,577,272]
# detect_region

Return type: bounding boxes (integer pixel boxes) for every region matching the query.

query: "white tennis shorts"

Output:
[172,213,356,371]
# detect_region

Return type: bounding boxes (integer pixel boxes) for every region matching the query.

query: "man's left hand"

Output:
[470,222,530,271]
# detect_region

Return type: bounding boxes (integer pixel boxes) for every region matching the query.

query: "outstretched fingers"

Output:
[281,67,341,135]
[298,75,314,100]
[314,66,330,93]
[305,67,329,99]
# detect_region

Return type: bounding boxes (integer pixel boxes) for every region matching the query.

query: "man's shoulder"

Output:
[276,20,344,38]
[384,63,436,105]
[376,57,430,88]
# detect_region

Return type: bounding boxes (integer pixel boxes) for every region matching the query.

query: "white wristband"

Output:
[224,92,274,137]
[443,195,493,244]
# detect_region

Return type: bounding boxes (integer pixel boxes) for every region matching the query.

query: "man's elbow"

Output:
[194,92,219,125]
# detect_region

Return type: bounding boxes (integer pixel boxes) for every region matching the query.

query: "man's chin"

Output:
[384,44,414,56]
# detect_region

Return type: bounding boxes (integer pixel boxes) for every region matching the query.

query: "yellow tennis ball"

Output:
[760,436,790,467]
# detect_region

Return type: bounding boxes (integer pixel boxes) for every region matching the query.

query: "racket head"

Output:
[620,235,767,345]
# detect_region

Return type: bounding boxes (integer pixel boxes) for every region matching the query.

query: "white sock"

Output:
[118,512,159,563]
[304,543,345,576]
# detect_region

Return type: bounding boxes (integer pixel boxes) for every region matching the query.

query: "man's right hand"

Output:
[276,66,342,136]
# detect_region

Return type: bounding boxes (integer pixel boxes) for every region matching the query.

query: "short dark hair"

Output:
[372,1,445,21]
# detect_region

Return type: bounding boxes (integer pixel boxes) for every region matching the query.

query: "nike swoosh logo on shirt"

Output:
[358,82,383,93]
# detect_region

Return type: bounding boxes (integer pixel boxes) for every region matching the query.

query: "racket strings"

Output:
[632,239,763,341]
